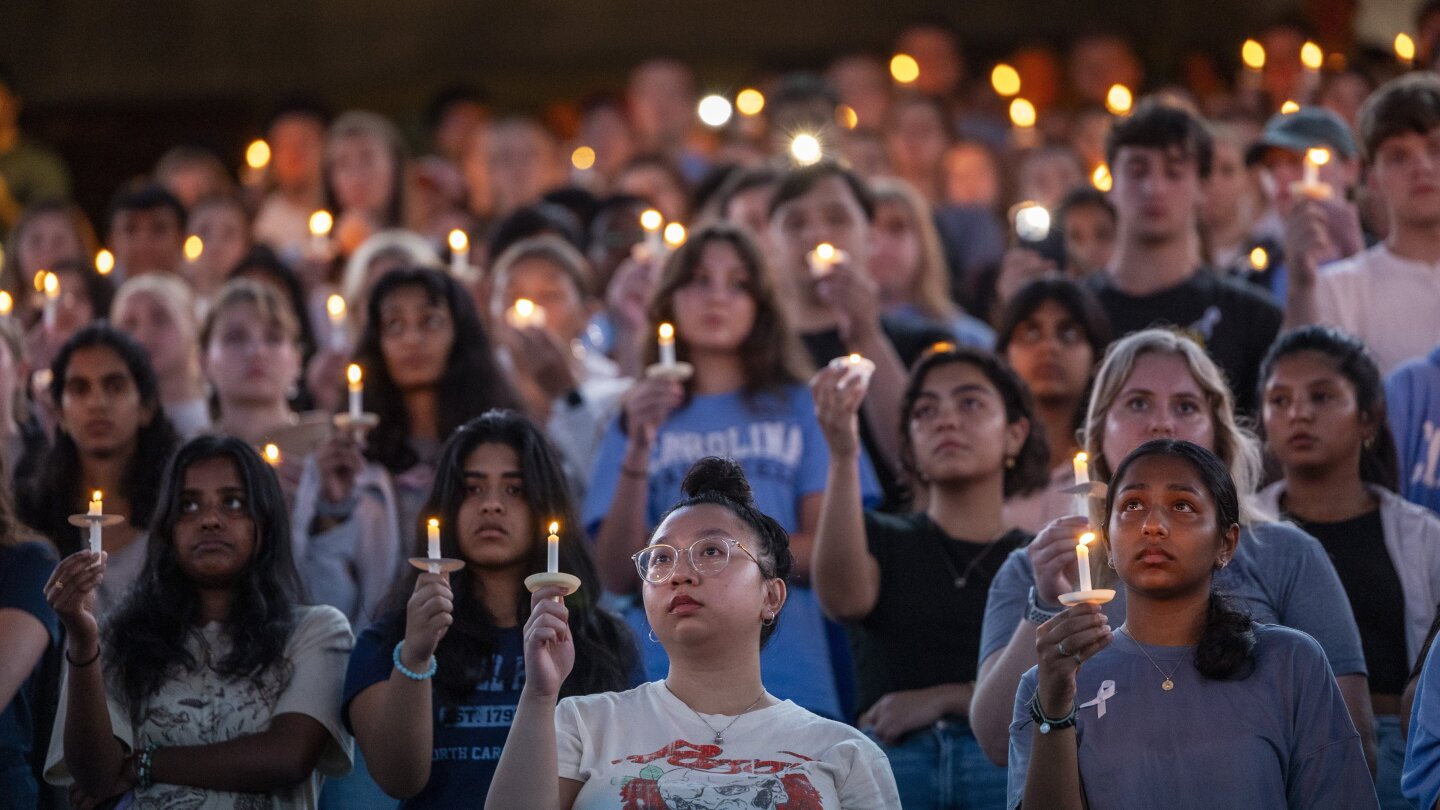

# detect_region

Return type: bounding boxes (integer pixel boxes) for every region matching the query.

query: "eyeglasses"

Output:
[631,536,763,584]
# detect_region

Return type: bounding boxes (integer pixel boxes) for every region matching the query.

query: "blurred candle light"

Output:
[1009,98,1038,148]
[571,145,596,170]
[1397,33,1417,67]
[1241,39,1266,71]
[736,88,765,116]
[41,271,59,329]
[991,63,1022,97]
[184,235,204,261]
[245,139,271,171]
[697,95,733,128]
[263,443,282,467]
[309,210,333,256]
[1105,84,1133,116]
[890,53,920,84]
[1091,163,1113,192]
[347,363,364,421]
[640,209,664,259]
[658,322,677,368]
[326,294,347,351]
[1297,147,1333,199]
[837,104,859,130]
[663,222,687,250]
[507,298,547,329]
[95,249,115,275]
[1300,41,1324,71]
[1250,246,1270,271]
[790,133,823,166]
[807,242,844,278]
[1280,99,1300,114]
[448,229,469,276]
[0,291,12,318]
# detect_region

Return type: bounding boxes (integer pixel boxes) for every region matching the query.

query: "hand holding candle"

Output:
[507,298,547,329]
[547,521,560,573]
[1295,147,1333,200]
[807,243,844,278]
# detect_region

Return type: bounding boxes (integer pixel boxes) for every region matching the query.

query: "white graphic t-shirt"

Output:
[557,681,898,809]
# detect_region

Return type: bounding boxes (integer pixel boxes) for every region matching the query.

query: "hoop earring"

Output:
[762,612,775,627]
[647,627,659,644]
[1106,555,1116,569]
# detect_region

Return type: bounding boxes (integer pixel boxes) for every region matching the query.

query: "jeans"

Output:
[870,718,1007,810]
[1376,715,1413,809]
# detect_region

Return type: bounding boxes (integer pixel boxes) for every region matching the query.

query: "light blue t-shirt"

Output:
[978,521,1367,677]
[583,384,882,721]
[1006,624,1376,809]
[1387,345,1440,516]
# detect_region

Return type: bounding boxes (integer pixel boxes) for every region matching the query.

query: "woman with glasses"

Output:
[487,456,900,809]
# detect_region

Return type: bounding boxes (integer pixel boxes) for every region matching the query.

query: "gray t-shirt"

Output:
[1006,624,1377,809]
[979,521,1366,676]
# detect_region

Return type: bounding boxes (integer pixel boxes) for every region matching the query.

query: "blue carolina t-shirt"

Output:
[0,541,58,807]
[342,617,524,808]
[583,384,881,721]
[1387,345,1440,515]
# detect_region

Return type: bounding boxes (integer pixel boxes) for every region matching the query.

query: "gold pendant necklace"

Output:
[1119,626,1186,691]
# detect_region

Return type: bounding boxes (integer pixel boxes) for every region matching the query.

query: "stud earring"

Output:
[1004,456,1016,469]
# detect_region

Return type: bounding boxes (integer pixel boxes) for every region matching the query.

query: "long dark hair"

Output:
[17,324,180,555]
[643,224,813,403]
[103,436,303,718]
[379,410,635,705]
[652,457,794,648]
[1259,325,1400,492]
[356,268,521,473]
[1105,439,1256,681]
[899,345,1051,499]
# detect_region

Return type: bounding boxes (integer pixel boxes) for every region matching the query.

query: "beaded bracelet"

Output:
[392,641,438,680]
[136,743,157,790]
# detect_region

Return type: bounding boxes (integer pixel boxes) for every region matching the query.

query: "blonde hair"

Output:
[112,274,202,383]
[1081,328,1268,525]
[200,278,302,350]
[488,235,593,321]
[867,177,958,322]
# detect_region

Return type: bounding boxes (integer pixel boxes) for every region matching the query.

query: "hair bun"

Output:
[680,457,754,506]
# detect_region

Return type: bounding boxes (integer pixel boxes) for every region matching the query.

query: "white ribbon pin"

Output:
[1079,680,1116,718]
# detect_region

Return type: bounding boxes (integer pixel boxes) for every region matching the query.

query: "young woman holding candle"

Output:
[113,273,211,439]
[16,324,180,614]
[488,456,900,809]
[323,111,409,258]
[996,278,1113,532]
[41,435,354,809]
[185,194,254,305]
[342,410,636,807]
[1257,325,1440,809]
[968,328,1373,770]
[0,200,97,328]
[583,223,880,723]
[1009,438,1376,809]
[810,345,1049,808]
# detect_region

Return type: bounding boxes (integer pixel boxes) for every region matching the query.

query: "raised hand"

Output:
[44,550,107,652]
[400,571,454,672]
[810,363,866,458]
[1033,603,1112,716]
[1027,516,1092,606]
[521,586,575,700]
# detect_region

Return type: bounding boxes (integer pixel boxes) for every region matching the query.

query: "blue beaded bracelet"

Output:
[392,641,438,680]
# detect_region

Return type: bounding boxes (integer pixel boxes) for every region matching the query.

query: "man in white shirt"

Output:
[1288,73,1440,374]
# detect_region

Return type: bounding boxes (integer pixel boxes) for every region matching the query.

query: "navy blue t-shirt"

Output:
[0,541,59,805]
[342,616,524,808]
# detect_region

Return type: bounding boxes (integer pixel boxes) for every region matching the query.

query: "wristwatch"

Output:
[1026,586,1062,625]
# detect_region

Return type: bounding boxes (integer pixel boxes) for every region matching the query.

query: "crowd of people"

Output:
[9,9,1440,809]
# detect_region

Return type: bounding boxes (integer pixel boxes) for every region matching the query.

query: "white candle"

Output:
[640,209,664,260]
[347,364,363,420]
[547,521,560,573]
[448,229,469,276]
[41,272,59,329]
[658,323,677,367]
[1076,531,1095,592]
[243,139,271,189]
[309,210,333,257]
[807,243,842,278]
[88,490,103,554]
[829,353,876,389]
[326,295,347,351]
[427,518,441,560]
[1072,451,1090,517]
[1297,147,1333,200]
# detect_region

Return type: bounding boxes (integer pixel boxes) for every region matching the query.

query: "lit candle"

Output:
[41,271,59,329]
[1240,38,1266,94]
[1009,98,1038,148]
[326,294,347,351]
[88,490,103,554]
[1075,531,1096,592]
[263,443,282,467]
[547,520,560,573]
[991,63,1021,97]
[308,210,334,257]
[0,290,11,318]
[448,229,469,276]
[1297,147,1333,200]
[1300,41,1323,98]
[1090,163,1112,192]
[507,298,546,329]
[658,322,677,368]
[347,363,364,421]
[789,133,823,166]
[95,249,115,276]
[1105,84,1133,116]
[829,353,876,389]
[1013,203,1051,242]
[1280,99,1300,114]
[663,222,687,252]
[1250,246,1270,271]
[736,88,765,116]
[184,235,204,262]
[807,243,843,278]
[1397,33,1417,68]
[890,53,920,85]
[244,138,271,188]
[1073,451,1090,517]
[427,518,441,560]
[640,209,664,260]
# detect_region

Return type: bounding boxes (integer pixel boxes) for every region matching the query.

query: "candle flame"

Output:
[736,88,765,116]
[245,139,271,170]
[1307,147,1331,166]
[991,63,1021,97]
[697,94,734,128]
[815,243,836,261]
[92,490,103,502]
[95,249,115,275]
[514,298,536,318]
[1241,38,1266,70]
[347,363,362,385]
[428,517,439,529]
[34,271,48,292]
[930,341,956,354]
[263,443,281,465]
[1009,98,1037,128]
[571,145,596,170]
[1091,163,1113,192]
[658,322,675,340]
[1280,99,1300,114]
[848,353,862,364]
[1300,41,1323,71]
[640,209,663,231]
[0,291,11,316]
[448,229,468,253]
[1075,451,1088,464]
[1105,84,1133,116]
[1397,33,1417,63]
[309,210,334,236]
[837,104,859,130]
[789,133,822,165]
[42,272,58,297]
[184,235,204,261]
[1250,246,1269,270]
[548,521,560,535]
[890,53,920,84]
[326,294,346,318]
[1078,531,1096,547]
[663,222,687,247]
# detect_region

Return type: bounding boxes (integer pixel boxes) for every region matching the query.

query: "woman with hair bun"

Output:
[488,457,900,809]
[1010,439,1376,809]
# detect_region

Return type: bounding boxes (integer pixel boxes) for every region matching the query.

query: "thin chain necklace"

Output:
[930,520,1008,590]
[1119,626,1188,692]
[663,681,767,745]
